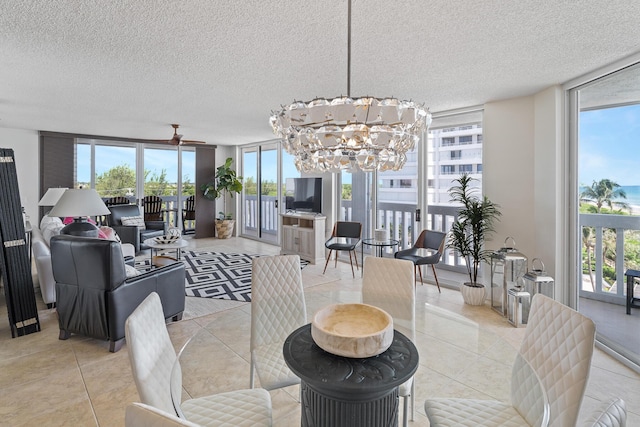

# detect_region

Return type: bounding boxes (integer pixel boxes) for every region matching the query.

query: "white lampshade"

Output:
[48,189,110,217]
[38,187,68,207]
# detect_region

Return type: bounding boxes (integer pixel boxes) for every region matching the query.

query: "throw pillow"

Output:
[99,226,121,242]
[121,215,146,230]
[40,215,65,245]
[124,264,141,278]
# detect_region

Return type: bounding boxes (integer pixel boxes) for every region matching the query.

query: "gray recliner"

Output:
[50,235,185,352]
[107,203,166,252]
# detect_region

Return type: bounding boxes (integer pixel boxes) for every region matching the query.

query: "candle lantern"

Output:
[490,237,527,316]
[507,286,530,327]
[521,258,555,301]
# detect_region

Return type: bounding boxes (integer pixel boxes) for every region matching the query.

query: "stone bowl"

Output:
[311,303,394,358]
[153,235,180,244]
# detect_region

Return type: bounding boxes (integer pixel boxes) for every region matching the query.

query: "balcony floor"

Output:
[579,297,640,363]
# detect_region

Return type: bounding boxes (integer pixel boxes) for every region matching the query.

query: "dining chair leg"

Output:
[334,251,339,268]
[323,250,333,274]
[410,380,415,420]
[431,264,442,293]
[348,251,355,278]
[402,394,409,427]
[418,264,423,284]
[353,249,359,270]
[250,359,255,388]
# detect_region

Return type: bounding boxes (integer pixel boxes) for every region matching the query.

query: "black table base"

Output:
[301,381,399,427]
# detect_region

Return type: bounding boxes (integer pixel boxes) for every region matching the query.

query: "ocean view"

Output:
[620,186,640,208]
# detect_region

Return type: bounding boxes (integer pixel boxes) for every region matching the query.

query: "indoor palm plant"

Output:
[448,173,501,305]
[201,157,243,239]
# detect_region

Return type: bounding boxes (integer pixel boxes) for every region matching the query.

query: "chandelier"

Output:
[269,2,431,173]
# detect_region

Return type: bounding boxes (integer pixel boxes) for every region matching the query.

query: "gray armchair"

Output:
[107,203,166,252]
[50,235,185,352]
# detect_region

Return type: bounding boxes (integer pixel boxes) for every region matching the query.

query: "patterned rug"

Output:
[137,251,308,302]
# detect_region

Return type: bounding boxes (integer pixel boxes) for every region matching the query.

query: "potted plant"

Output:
[201,157,243,239]
[448,173,501,305]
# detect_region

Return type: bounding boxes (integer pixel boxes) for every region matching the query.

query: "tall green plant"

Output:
[201,157,243,220]
[448,174,501,285]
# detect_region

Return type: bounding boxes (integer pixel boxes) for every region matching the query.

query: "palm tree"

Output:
[580,179,629,213]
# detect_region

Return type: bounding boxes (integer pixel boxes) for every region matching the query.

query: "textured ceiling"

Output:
[1,0,640,145]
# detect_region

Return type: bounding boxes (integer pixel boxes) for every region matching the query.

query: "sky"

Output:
[579,104,640,187]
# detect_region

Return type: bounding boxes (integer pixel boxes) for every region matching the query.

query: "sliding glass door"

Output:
[240,142,282,244]
[570,62,640,366]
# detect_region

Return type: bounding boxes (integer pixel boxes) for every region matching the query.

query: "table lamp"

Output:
[38,187,68,208]
[48,189,110,237]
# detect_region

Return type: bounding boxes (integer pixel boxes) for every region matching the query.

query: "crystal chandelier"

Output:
[270,2,431,173]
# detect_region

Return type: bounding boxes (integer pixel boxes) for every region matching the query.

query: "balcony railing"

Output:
[579,213,640,305]
[242,195,467,273]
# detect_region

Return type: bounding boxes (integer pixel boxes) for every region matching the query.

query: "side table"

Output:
[143,238,189,267]
[361,238,399,277]
[283,324,419,427]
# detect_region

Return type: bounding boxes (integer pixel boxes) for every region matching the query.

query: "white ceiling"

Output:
[1,0,640,146]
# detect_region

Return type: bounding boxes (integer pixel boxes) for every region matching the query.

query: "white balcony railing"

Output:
[242,195,466,272]
[579,213,640,305]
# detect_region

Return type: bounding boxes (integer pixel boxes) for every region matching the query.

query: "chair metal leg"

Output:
[250,358,255,388]
[418,264,423,284]
[411,380,415,421]
[348,250,355,278]
[323,250,333,274]
[353,249,359,270]
[402,394,409,427]
[431,264,442,293]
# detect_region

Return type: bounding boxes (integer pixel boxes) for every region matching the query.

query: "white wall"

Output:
[483,87,563,300]
[484,96,537,263]
[0,128,40,225]
[533,86,563,297]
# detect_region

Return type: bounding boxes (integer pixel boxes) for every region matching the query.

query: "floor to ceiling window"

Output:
[75,138,193,229]
[426,109,483,271]
[569,62,640,366]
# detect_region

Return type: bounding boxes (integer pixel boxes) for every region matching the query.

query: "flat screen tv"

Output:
[285,177,322,214]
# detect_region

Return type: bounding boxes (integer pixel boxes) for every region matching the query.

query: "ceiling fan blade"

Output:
[181,139,207,145]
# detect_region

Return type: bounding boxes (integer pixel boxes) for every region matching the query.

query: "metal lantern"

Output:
[491,237,528,316]
[507,286,531,327]
[522,258,555,301]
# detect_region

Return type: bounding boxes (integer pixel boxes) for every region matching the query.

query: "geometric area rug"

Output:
[136,251,308,302]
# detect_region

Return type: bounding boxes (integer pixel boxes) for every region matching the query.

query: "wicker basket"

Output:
[215,219,235,239]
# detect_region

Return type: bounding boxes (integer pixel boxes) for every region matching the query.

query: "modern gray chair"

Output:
[394,229,446,292]
[323,221,362,277]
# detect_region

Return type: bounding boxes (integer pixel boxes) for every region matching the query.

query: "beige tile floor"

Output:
[0,236,639,426]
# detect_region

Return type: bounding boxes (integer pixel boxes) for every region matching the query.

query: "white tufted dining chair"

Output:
[425,294,596,427]
[582,397,626,427]
[125,293,272,427]
[125,402,201,427]
[362,257,416,427]
[250,255,307,390]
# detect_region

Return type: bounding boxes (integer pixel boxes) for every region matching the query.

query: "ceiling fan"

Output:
[157,124,207,146]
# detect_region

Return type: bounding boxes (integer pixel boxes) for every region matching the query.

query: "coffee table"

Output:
[143,238,189,267]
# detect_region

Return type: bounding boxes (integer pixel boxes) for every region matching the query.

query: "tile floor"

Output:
[0,236,639,426]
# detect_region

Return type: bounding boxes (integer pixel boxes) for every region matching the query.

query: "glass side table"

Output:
[361,238,400,277]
